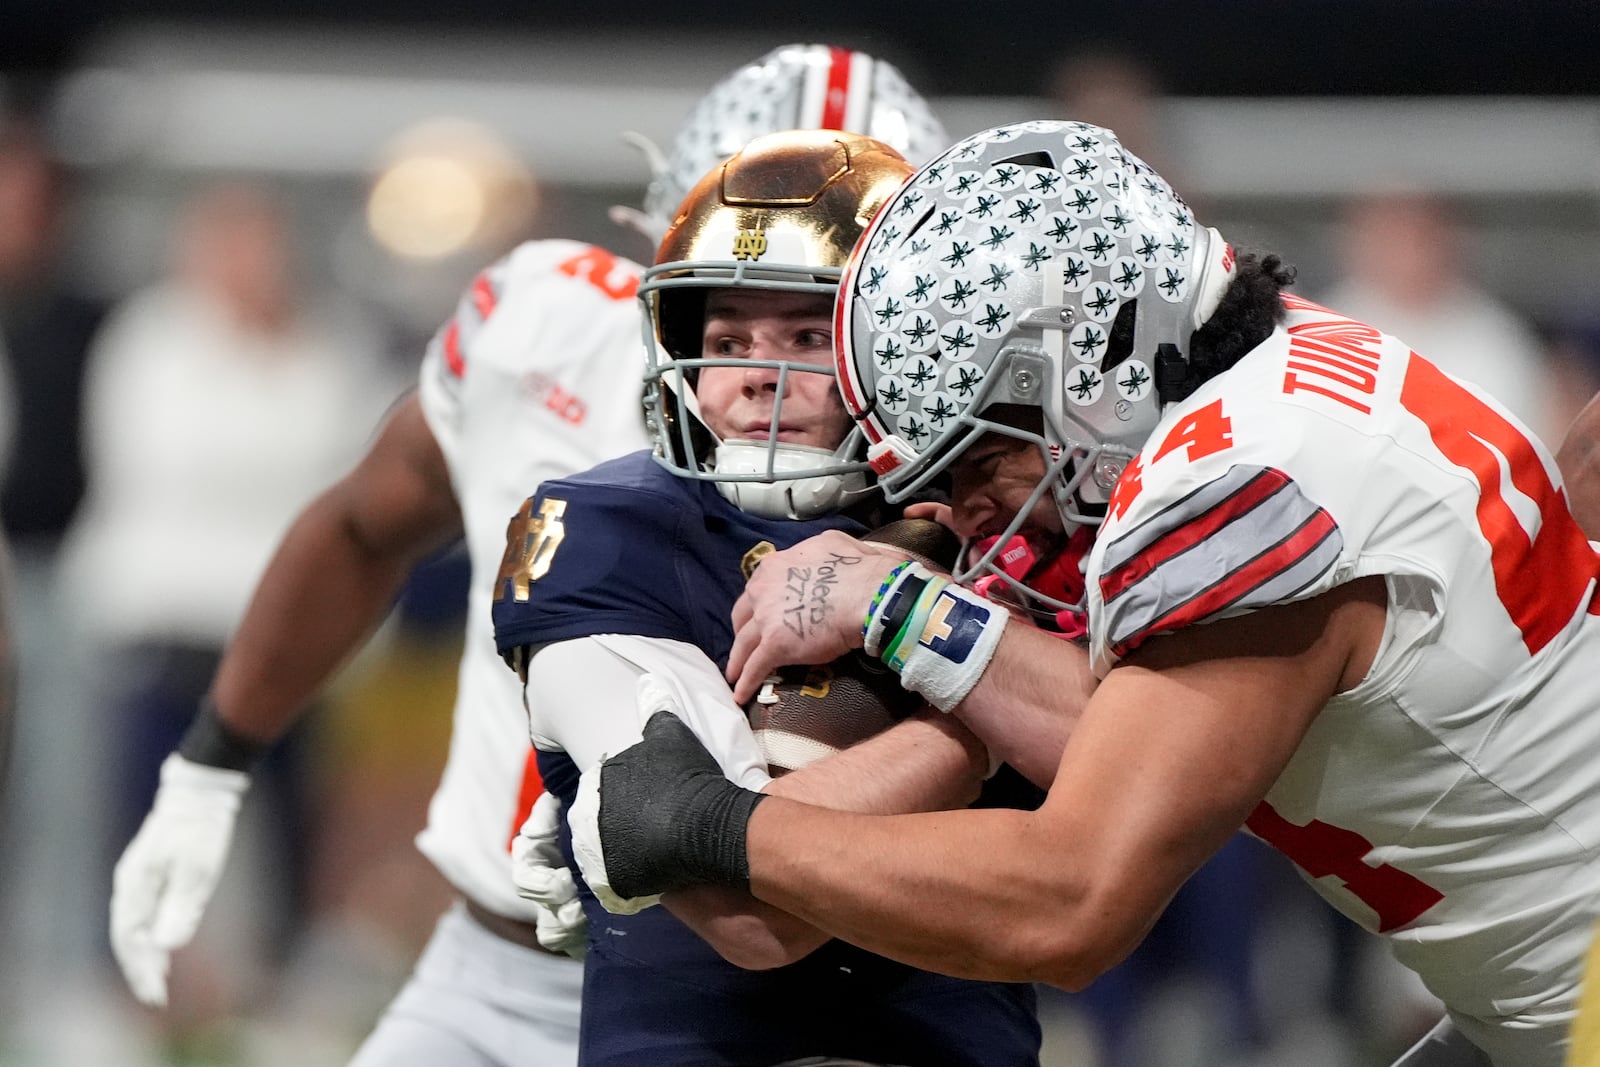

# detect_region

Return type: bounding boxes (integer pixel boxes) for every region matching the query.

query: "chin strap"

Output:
[710,440,870,520]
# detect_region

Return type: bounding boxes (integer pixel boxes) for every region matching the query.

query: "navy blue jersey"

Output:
[494,452,1040,1067]
[493,450,866,668]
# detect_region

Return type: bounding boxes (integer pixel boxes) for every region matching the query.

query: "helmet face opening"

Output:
[837,120,1236,609]
[641,130,916,520]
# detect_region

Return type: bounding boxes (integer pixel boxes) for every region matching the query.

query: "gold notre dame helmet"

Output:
[639,129,915,520]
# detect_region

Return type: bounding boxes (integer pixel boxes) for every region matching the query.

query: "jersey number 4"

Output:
[1401,356,1600,654]
[1246,803,1442,932]
[1109,398,1234,519]
[1255,357,1600,933]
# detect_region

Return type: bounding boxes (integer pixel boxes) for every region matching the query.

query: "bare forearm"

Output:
[206,395,461,745]
[1558,391,1600,538]
[953,624,1094,788]
[708,711,1055,975]
[210,488,455,743]
[662,884,832,969]
[766,711,986,813]
[740,588,1380,987]
[745,801,1120,988]
[671,710,987,964]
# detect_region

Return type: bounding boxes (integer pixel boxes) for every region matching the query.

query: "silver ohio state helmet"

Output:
[836,121,1236,609]
[613,44,947,244]
[642,129,915,520]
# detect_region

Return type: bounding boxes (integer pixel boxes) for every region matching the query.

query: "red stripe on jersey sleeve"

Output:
[471,271,499,320]
[822,46,853,130]
[442,318,466,378]
[1100,468,1292,605]
[1110,508,1339,660]
[506,747,545,851]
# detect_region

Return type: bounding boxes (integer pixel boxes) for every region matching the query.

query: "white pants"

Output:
[348,900,582,1067]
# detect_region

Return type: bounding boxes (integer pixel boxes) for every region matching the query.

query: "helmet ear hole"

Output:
[1098,300,1139,376]
[657,288,709,363]
[1154,343,1195,405]
[996,150,1056,169]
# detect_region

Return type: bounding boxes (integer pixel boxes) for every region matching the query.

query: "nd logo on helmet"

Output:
[732,223,768,261]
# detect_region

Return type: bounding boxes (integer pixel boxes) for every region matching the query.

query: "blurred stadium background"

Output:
[2,3,1599,1065]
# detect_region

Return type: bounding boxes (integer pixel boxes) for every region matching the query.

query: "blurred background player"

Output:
[0,113,110,1035]
[0,113,103,564]
[63,178,398,1045]
[1318,189,1557,441]
[106,43,950,1067]
[491,127,1040,1067]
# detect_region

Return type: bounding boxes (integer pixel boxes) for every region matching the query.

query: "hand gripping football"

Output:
[743,518,960,775]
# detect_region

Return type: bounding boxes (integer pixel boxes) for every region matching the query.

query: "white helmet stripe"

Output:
[797,45,834,129]
[840,50,875,135]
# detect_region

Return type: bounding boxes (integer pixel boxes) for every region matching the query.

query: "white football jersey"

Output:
[1087,295,1600,1037]
[415,239,650,921]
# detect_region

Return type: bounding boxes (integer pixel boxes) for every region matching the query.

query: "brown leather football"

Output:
[743,517,958,775]
[862,517,962,573]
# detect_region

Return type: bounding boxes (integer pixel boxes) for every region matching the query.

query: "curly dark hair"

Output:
[1173,251,1297,400]
[1098,250,1295,406]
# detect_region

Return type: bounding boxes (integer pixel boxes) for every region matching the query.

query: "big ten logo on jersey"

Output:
[555,245,639,301]
[522,370,587,426]
[495,497,568,604]
[1279,294,1388,415]
[1108,398,1235,520]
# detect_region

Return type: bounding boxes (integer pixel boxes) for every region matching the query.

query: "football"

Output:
[743,517,961,775]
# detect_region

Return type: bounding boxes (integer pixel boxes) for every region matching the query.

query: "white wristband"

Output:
[895,581,1009,712]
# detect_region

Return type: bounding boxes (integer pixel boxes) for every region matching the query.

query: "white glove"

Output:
[509,790,587,957]
[110,753,249,1006]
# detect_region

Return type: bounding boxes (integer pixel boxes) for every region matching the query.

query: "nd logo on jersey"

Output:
[495,497,568,603]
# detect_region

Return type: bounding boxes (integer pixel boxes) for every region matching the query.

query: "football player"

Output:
[571,121,1600,1067]
[489,129,1041,1066]
[107,44,949,1067]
